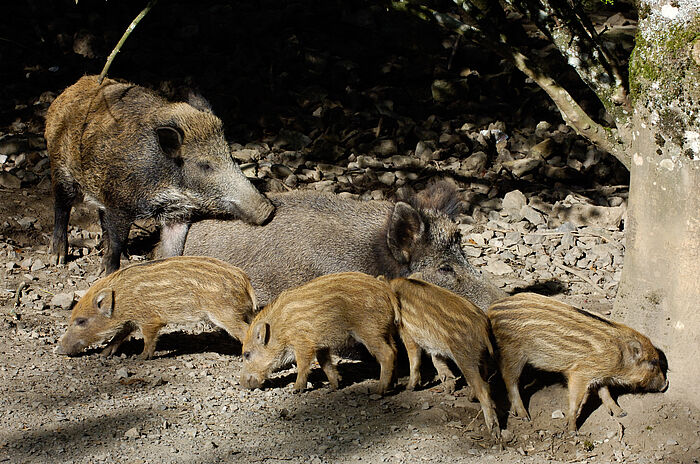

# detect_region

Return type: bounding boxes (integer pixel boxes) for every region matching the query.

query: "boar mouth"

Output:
[225,198,275,226]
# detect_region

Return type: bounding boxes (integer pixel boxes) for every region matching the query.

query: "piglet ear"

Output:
[94,288,115,318]
[157,126,183,158]
[254,322,270,346]
[387,202,425,264]
[626,339,643,362]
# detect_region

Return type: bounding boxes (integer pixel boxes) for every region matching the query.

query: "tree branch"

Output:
[98,0,158,84]
[509,0,632,119]
[454,0,631,168]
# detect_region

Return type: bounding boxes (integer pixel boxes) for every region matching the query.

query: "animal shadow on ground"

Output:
[512,279,568,296]
[84,329,244,358]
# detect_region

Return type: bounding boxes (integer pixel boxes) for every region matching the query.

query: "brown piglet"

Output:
[488,292,668,431]
[56,256,257,359]
[389,276,500,437]
[239,272,398,395]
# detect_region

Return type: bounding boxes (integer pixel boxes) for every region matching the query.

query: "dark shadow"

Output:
[512,279,568,296]
[76,329,243,359]
[2,409,155,462]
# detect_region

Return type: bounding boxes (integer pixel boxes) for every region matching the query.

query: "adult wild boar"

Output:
[184,181,505,309]
[45,75,274,274]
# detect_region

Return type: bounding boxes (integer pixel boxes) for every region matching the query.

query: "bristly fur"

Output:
[407,179,462,219]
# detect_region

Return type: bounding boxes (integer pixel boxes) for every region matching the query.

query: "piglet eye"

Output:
[75,318,87,327]
[243,351,251,361]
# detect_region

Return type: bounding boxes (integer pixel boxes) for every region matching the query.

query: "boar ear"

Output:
[626,339,643,362]
[253,322,270,346]
[157,126,183,158]
[387,202,425,264]
[94,288,115,318]
[410,180,462,219]
[186,90,214,114]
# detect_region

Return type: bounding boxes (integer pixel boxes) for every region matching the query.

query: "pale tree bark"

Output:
[614,2,700,407]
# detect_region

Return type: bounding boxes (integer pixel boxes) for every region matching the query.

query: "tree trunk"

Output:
[615,112,700,408]
[614,4,700,408]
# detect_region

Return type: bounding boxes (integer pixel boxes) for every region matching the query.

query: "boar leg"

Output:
[598,385,626,417]
[455,357,500,437]
[102,211,131,274]
[99,209,132,275]
[157,222,190,258]
[139,321,165,360]
[292,346,315,391]
[101,322,137,357]
[49,182,77,265]
[401,333,422,390]
[566,374,591,431]
[317,348,341,390]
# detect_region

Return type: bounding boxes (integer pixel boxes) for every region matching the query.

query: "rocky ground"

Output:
[1,1,699,462]
[2,119,699,464]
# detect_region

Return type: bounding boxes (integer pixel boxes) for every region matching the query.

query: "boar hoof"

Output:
[138,352,154,361]
[49,254,65,266]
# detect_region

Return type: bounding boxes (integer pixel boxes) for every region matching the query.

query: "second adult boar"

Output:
[488,293,668,431]
[45,75,274,274]
[184,181,505,309]
[390,276,500,436]
[56,256,257,359]
[239,272,398,394]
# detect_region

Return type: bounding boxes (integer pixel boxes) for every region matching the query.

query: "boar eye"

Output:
[198,162,212,172]
[243,351,251,361]
[439,264,454,274]
[75,317,88,327]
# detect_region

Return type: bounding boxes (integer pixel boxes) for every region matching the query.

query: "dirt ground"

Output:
[1,184,698,464]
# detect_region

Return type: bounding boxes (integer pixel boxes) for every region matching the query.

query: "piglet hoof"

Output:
[49,254,65,266]
[509,410,531,422]
[101,345,118,357]
[293,382,309,392]
[442,378,459,394]
[138,352,154,361]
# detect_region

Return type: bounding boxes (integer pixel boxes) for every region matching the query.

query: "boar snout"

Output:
[241,195,275,226]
